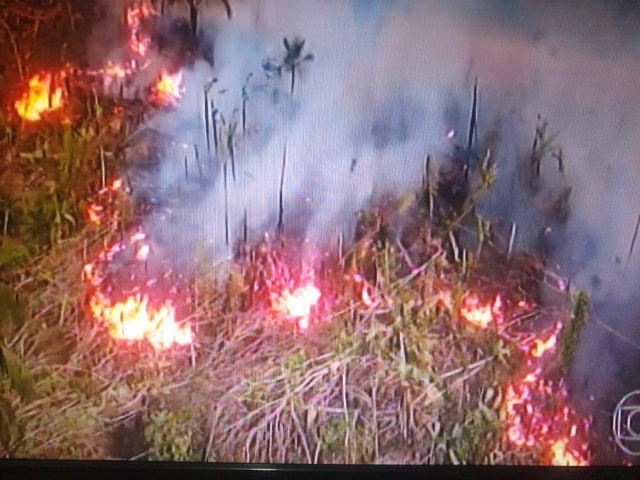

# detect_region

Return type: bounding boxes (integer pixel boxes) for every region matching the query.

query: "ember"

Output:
[15,72,65,121]
[151,71,184,106]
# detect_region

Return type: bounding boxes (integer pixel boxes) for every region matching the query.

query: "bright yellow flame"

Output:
[151,71,183,106]
[15,73,64,122]
[272,284,321,328]
[549,439,588,466]
[531,334,557,358]
[459,294,503,328]
[90,292,192,349]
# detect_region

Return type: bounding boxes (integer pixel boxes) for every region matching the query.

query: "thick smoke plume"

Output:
[95,0,640,460]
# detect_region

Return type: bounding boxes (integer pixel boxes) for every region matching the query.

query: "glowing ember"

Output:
[530,332,558,358]
[271,283,321,329]
[126,2,156,56]
[86,204,104,224]
[83,178,124,226]
[90,292,192,349]
[549,439,589,466]
[136,244,150,261]
[459,294,503,328]
[151,71,184,106]
[15,73,65,121]
[353,274,374,306]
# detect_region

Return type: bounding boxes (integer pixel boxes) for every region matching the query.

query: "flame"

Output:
[83,178,124,226]
[530,332,558,358]
[271,283,321,329]
[151,71,184,106]
[352,274,374,306]
[459,294,503,328]
[15,73,65,121]
[549,439,588,466]
[86,204,104,224]
[126,2,156,56]
[90,292,192,349]
[438,289,590,464]
[136,244,150,261]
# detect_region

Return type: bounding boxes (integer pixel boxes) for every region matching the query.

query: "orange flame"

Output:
[126,2,156,56]
[549,439,589,466]
[530,332,558,358]
[90,292,192,349]
[271,283,321,329]
[151,71,184,106]
[15,73,65,122]
[459,294,503,328]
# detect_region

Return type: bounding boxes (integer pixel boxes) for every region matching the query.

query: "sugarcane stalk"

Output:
[626,214,640,266]
[507,222,517,261]
[465,78,478,180]
[277,146,287,232]
[224,161,229,246]
[242,209,248,244]
[204,89,211,154]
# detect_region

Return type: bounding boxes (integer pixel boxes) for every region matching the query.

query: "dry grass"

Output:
[0,196,564,464]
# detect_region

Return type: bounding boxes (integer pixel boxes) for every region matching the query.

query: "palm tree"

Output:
[282,37,313,95]
[262,37,314,96]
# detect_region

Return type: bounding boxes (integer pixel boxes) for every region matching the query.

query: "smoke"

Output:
[95,0,640,461]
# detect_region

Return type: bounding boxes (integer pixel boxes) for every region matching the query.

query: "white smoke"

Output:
[97,0,640,455]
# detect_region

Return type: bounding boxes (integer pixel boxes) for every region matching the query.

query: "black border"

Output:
[1,461,639,480]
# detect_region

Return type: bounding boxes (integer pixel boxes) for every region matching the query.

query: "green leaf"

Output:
[0,344,35,403]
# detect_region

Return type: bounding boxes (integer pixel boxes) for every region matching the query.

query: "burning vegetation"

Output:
[0,0,605,468]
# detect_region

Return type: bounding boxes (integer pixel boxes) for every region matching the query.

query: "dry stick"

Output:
[204,89,211,154]
[425,155,433,221]
[277,146,287,232]
[373,376,379,463]
[0,15,23,79]
[626,213,640,266]
[223,161,229,246]
[342,366,350,452]
[211,102,219,155]
[184,156,189,179]
[465,77,478,180]
[194,144,203,179]
[243,209,248,244]
[290,402,312,463]
[100,146,106,189]
[507,222,517,261]
[2,210,8,244]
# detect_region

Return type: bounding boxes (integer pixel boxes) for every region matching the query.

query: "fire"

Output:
[352,274,374,306]
[549,439,589,467]
[530,332,558,358]
[271,283,321,329]
[89,292,192,350]
[151,71,184,106]
[15,73,65,121]
[437,288,590,464]
[86,204,104,224]
[459,293,503,328]
[126,2,156,56]
[83,178,124,226]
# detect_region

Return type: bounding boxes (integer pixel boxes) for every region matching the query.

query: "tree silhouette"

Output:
[262,37,313,96]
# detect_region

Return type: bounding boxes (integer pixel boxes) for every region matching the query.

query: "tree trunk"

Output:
[290,66,296,95]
